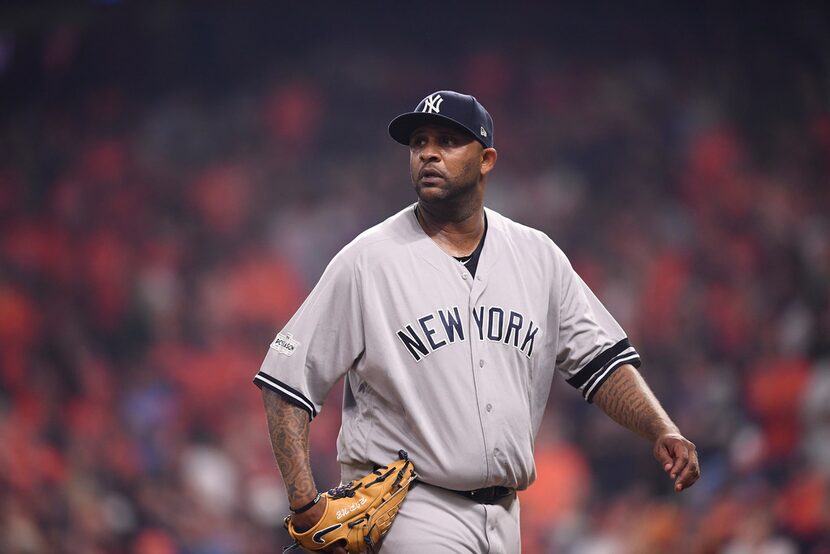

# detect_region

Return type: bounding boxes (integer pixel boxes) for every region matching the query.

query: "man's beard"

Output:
[412,161,479,207]
[412,170,481,223]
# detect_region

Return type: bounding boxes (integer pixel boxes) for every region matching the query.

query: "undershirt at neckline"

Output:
[413,206,488,278]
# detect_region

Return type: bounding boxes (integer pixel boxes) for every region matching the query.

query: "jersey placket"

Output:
[465,257,500,485]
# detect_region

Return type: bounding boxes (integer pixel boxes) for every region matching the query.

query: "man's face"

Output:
[408,124,488,204]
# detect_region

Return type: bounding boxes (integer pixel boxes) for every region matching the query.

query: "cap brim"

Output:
[388,112,483,146]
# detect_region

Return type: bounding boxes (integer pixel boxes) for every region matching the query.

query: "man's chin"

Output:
[415,185,449,203]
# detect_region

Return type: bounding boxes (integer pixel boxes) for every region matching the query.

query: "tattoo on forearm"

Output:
[263,389,317,504]
[592,365,679,441]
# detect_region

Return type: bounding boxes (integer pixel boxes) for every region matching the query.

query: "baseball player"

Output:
[256,90,700,553]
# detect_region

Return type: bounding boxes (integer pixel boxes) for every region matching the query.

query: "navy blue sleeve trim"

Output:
[566,338,633,388]
[565,338,642,402]
[253,372,318,419]
[585,355,641,404]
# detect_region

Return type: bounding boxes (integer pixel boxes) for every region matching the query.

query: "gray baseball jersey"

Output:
[254,204,640,492]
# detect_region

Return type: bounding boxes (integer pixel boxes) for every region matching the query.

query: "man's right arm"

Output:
[261,387,327,530]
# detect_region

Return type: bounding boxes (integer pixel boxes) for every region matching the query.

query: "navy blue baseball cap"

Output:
[388,90,494,148]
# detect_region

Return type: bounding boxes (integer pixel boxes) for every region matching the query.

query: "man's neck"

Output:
[416,200,485,258]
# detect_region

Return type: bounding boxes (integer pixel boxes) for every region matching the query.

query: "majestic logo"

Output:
[270,332,299,356]
[421,93,444,114]
[312,523,343,544]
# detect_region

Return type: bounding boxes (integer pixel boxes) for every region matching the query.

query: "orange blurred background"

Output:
[1,3,828,553]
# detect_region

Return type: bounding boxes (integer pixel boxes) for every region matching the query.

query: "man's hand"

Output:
[289,495,326,532]
[289,497,347,554]
[592,365,702,492]
[654,433,700,492]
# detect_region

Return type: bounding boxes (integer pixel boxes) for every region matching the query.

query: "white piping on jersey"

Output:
[582,349,640,400]
[255,372,316,417]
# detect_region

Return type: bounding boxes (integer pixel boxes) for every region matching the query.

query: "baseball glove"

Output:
[284,450,417,553]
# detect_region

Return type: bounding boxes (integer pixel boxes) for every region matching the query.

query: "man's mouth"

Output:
[419,167,445,181]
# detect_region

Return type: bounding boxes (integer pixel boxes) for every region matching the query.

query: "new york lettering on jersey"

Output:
[396,305,540,361]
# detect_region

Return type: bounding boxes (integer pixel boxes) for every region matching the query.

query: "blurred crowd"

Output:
[1,4,829,553]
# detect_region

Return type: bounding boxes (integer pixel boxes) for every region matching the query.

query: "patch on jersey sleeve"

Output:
[270,332,300,356]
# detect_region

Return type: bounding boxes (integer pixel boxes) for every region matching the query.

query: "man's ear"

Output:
[481,148,498,176]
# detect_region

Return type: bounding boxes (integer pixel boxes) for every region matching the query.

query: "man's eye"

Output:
[441,136,456,146]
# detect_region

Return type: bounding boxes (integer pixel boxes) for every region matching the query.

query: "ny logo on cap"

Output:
[421,93,444,114]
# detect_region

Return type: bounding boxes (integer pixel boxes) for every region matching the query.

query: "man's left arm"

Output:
[592,363,701,492]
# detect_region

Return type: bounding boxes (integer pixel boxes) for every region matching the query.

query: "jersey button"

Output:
[486,403,493,412]
[461,272,468,280]
[479,359,485,368]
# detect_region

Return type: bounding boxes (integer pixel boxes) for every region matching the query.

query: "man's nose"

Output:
[419,142,440,161]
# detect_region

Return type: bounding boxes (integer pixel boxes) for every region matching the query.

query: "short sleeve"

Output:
[554,252,641,402]
[253,252,364,419]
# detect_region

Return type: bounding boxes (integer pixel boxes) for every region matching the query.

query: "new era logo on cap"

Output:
[388,90,494,148]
